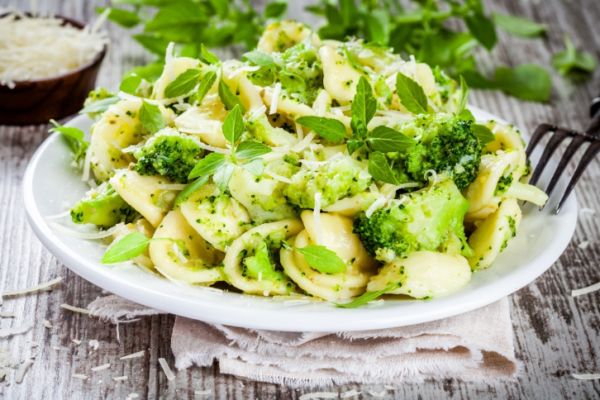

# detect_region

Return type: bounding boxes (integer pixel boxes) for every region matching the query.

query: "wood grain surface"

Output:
[1,0,599,398]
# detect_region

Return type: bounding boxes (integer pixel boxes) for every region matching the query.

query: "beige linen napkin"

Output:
[88,295,517,386]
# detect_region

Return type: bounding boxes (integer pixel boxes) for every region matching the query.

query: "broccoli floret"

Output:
[245,113,296,147]
[399,114,482,190]
[70,183,137,229]
[353,179,470,262]
[133,130,203,183]
[285,155,371,209]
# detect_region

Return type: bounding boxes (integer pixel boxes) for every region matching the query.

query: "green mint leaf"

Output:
[296,245,346,274]
[125,62,164,83]
[472,124,495,145]
[145,1,206,32]
[188,153,226,180]
[97,7,141,28]
[213,161,235,191]
[139,101,165,133]
[367,126,415,152]
[101,232,150,264]
[464,11,497,50]
[218,80,245,112]
[119,74,142,94]
[458,75,469,112]
[222,104,244,144]
[296,116,347,143]
[368,152,400,185]
[133,33,170,56]
[200,44,220,65]
[175,175,209,205]
[552,37,597,80]
[336,283,398,308]
[493,64,551,102]
[363,10,389,45]
[351,76,377,138]
[50,119,89,163]
[164,68,202,98]
[196,70,217,104]
[80,96,119,116]
[235,140,272,160]
[244,241,283,281]
[243,50,275,67]
[347,138,364,154]
[395,72,428,114]
[493,13,547,38]
[264,1,287,19]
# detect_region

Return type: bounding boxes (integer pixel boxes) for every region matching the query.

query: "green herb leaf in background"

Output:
[395,72,429,114]
[367,126,415,153]
[553,37,598,81]
[97,7,141,28]
[264,1,288,19]
[196,70,217,104]
[368,151,400,185]
[139,101,165,133]
[243,50,276,67]
[188,152,226,180]
[101,232,150,264]
[493,64,552,102]
[464,11,497,50]
[164,68,202,98]
[296,116,347,143]
[492,13,547,38]
[218,80,245,112]
[119,74,142,94]
[296,245,347,274]
[222,104,244,144]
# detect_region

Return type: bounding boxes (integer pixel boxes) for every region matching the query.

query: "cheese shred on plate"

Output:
[0,13,108,88]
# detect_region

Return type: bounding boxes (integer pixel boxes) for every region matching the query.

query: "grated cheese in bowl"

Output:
[0,13,108,88]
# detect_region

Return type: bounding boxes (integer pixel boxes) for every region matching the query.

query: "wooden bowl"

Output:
[0,15,107,125]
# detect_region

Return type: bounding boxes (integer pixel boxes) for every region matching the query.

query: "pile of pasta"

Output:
[76,21,545,303]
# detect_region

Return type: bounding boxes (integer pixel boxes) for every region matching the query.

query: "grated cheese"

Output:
[71,338,82,345]
[126,394,139,400]
[340,389,361,398]
[571,282,600,297]
[299,392,338,400]
[72,373,88,380]
[0,312,15,318]
[42,320,52,329]
[113,375,129,382]
[91,363,111,372]
[15,359,34,384]
[578,240,590,250]
[0,14,108,87]
[572,373,600,380]
[270,82,281,115]
[61,304,91,315]
[313,192,323,244]
[88,339,100,351]
[1,277,62,298]
[119,350,146,360]
[158,358,175,381]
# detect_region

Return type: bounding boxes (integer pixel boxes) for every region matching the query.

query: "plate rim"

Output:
[22,108,579,332]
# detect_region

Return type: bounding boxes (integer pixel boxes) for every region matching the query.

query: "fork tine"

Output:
[526,123,555,157]
[544,135,588,198]
[555,140,600,214]
[529,128,570,186]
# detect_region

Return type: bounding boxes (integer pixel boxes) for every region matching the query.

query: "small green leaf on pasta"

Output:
[296,245,346,274]
[395,72,428,114]
[218,80,245,112]
[175,175,209,205]
[164,68,201,98]
[199,44,220,65]
[368,152,401,185]
[296,116,347,143]
[336,283,398,308]
[472,124,495,145]
[222,104,244,144]
[101,232,150,264]
[139,101,165,133]
[367,126,415,152]
[188,153,226,180]
[196,70,217,104]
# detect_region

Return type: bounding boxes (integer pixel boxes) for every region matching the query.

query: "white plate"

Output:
[23,108,578,332]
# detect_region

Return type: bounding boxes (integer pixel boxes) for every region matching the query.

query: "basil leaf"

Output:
[493,13,547,38]
[472,124,495,145]
[97,7,141,28]
[367,126,415,152]
[493,64,551,102]
[213,161,235,191]
[175,175,209,205]
[296,116,347,143]
[347,138,365,155]
[458,75,468,112]
[351,76,377,138]
[235,140,272,160]
[552,37,597,80]
[244,241,283,281]
[196,70,217,104]
[119,74,142,94]
[222,104,244,144]
[395,72,428,114]
[200,44,220,65]
[264,1,287,19]
[218,80,245,112]
[133,33,170,56]
[139,101,165,133]
[125,62,164,83]
[49,119,89,162]
[164,68,201,98]
[80,96,119,116]
[336,283,398,308]
[101,232,150,264]
[368,152,400,185]
[145,1,206,32]
[464,11,497,50]
[243,50,275,67]
[296,245,347,274]
[188,153,226,180]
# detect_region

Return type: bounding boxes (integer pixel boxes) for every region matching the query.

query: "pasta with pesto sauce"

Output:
[59,20,547,306]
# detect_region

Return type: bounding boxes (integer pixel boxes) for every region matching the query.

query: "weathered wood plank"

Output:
[0,0,599,398]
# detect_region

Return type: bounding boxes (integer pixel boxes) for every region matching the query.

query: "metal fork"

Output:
[525,96,600,214]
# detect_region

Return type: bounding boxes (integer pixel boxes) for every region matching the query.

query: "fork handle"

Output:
[586,96,600,135]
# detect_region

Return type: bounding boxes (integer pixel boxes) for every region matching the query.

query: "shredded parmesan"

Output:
[0,14,108,87]
[340,389,361,398]
[365,195,387,218]
[71,338,82,345]
[299,392,338,400]
[42,320,52,329]
[15,359,34,384]
[1,277,62,298]
[126,394,139,400]
[572,373,600,380]
[91,363,111,372]
[120,350,145,360]
[113,375,129,382]
[158,358,175,381]
[269,82,281,114]
[0,312,15,318]
[571,282,600,297]
[580,207,596,215]
[72,373,88,380]
[61,304,90,315]
[88,339,100,351]
[313,192,323,244]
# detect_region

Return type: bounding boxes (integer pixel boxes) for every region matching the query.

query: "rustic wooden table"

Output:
[1,0,599,398]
